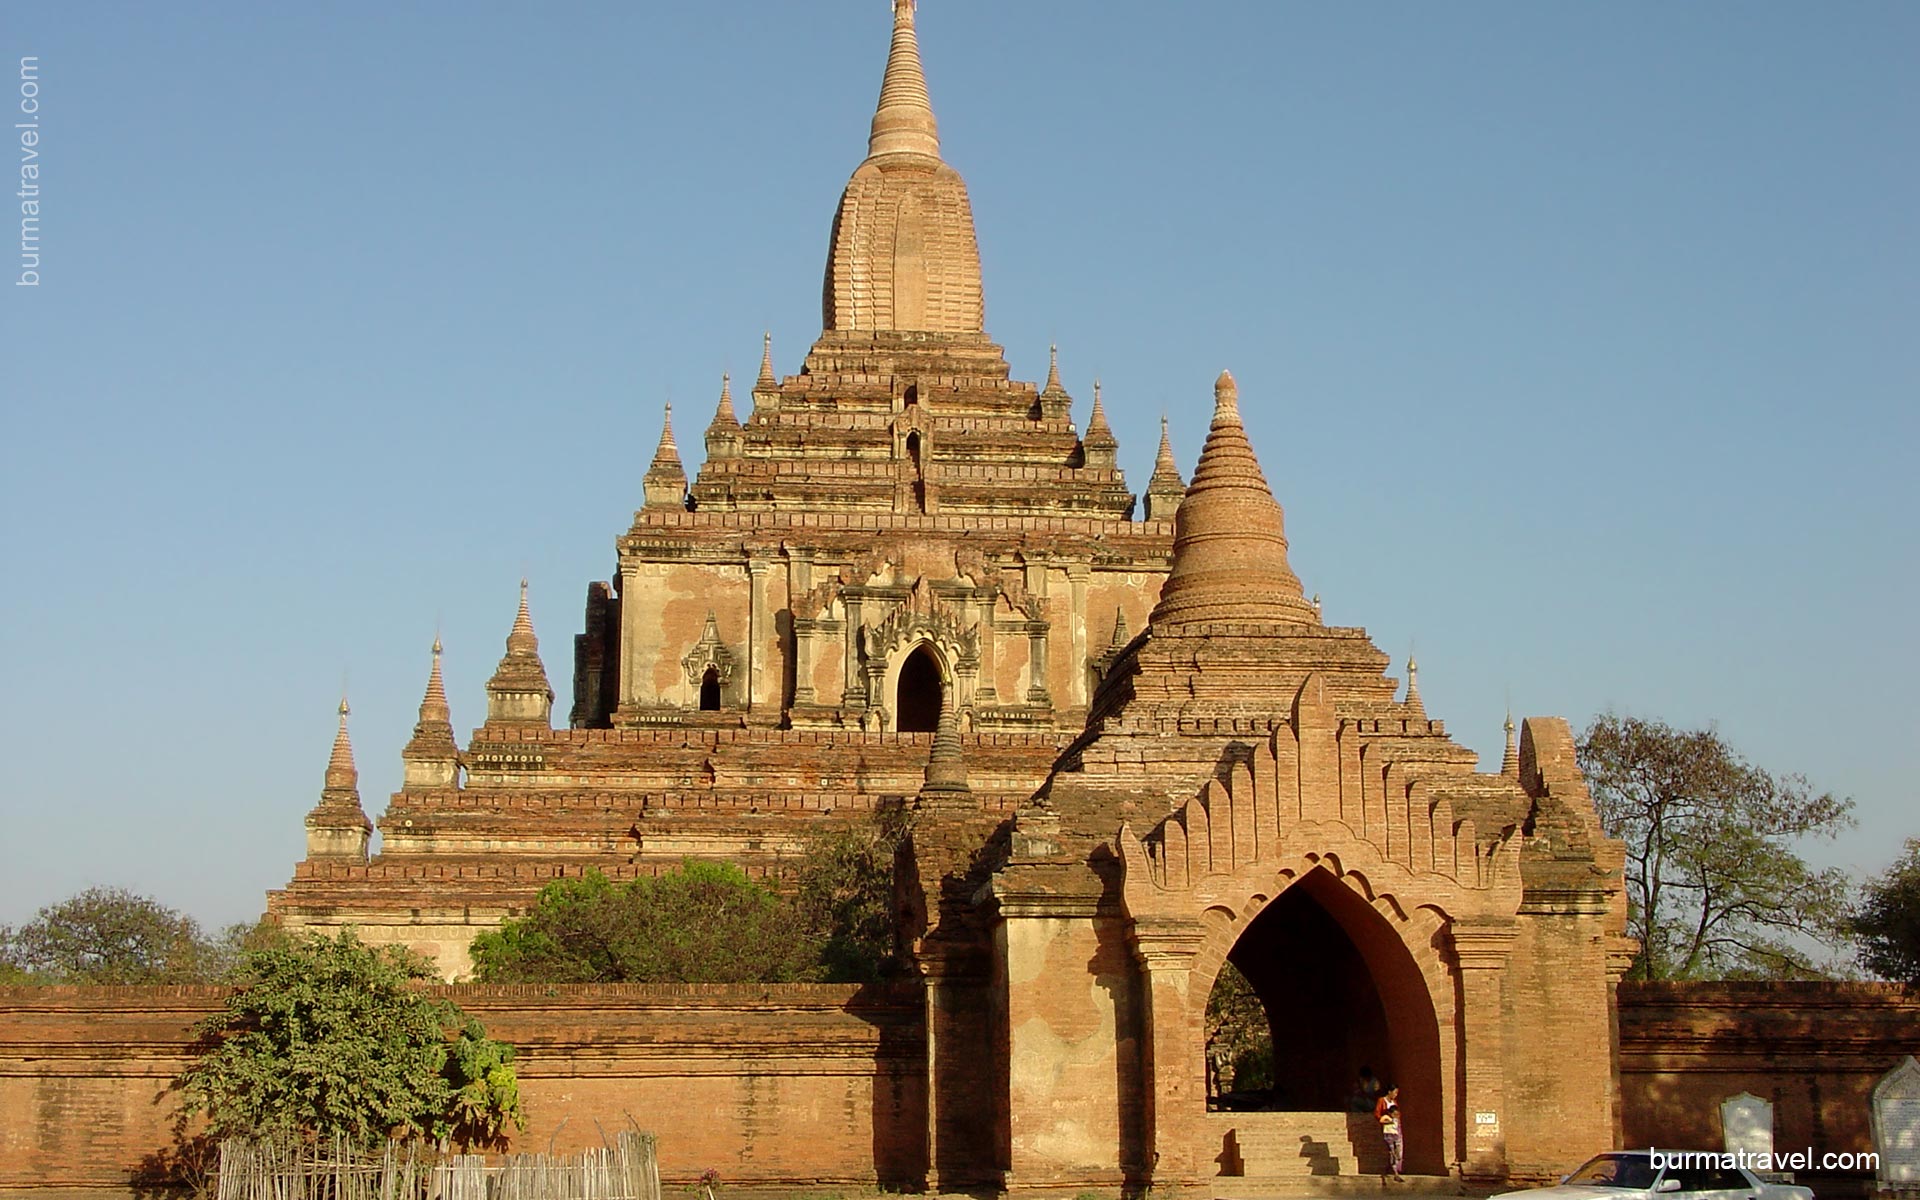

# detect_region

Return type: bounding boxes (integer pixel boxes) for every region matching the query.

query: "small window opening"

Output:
[699,667,721,711]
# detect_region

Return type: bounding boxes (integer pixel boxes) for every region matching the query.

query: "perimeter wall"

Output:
[2,981,1915,1195]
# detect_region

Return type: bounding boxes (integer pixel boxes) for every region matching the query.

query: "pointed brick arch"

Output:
[1113,692,1535,1184]
[1188,862,1451,1173]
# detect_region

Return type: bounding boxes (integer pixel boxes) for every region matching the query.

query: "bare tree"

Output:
[1578,714,1853,980]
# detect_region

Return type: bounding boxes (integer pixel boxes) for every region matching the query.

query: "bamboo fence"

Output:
[215,1131,659,1200]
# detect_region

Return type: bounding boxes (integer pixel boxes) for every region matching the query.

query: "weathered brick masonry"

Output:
[4,984,1915,1195]
[0,983,925,1194]
[1618,981,1920,1194]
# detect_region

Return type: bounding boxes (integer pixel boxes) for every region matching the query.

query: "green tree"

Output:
[1853,837,1920,984]
[1577,713,1854,980]
[0,887,218,984]
[181,929,524,1147]
[1204,961,1272,1098]
[790,813,908,983]
[471,861,823,984]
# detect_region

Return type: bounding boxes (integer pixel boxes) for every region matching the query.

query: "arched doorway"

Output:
[1205,868,1444,1175]
[895,644,943,733]
[698,666,721,711]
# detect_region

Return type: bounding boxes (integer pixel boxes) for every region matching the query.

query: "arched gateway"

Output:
[904,373,1633,1196]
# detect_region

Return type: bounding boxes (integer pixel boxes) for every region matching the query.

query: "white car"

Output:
[1493,1151,1814,1200]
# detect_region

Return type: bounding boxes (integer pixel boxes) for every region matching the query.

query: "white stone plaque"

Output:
[1721,1092,1775,1161]
[1872,1056,1920,1191]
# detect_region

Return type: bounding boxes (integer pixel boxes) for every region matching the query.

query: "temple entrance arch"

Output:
[895,643,943,732]
[1197,866,1446,1176]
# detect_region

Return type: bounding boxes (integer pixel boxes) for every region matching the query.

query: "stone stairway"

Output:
[1205,1110,1459,1195]
[1209,1110,1392,1177]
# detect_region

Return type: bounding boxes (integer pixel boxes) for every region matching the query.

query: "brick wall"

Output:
[1617,981,1920,1194]
[6,979,1916,1196]
[0,982,924,1195]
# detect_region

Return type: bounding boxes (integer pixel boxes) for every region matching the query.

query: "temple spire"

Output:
[823,0,984,334]
[1148,371,1318,630]
[1145,414,1186,521]
[403,637,460,788]
[868,0,940,161]
[325,697,357,792]
[1038,343,1072,420]
[1404,655,1425,716]
[706,374,743,460]
[922,692,969,796]
[1082,379,1118,469]
[643,403,688,509]
[1502,712,1521,777]
[755,332,777,392]
[306,697,371,860]
[486,579,554,728]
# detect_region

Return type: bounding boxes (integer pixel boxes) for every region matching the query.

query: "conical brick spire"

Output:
[1404,655,1425,717]
[324,697,357,792]
[711,374,738,428]
[1148,371,1318,630]
[1038,343,1072,420]
[1501,712,1520,777]
[485,579,554,727]
[922,692,969,796]
[403,637,460,787]
[869,0,940,161]
[705,374,743,460]
[1082,379,1119,469]
[643,403,688,509]
[306,698,371,860]
[755,332,777,392]
[1145,414,1186,521]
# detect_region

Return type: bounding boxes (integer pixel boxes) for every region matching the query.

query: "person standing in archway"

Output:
[1374,1085,1404,1180]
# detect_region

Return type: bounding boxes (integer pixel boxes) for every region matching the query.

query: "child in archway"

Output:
[1374,1085,1404,1180]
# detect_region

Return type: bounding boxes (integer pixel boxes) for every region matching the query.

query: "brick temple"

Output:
[268,3,1633,1191]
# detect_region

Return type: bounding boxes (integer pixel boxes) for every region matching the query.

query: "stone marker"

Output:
[1872,1056,1920,1193]
[1722,1092,1775,1161]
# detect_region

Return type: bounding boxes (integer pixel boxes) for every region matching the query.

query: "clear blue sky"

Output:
[1,3,1914,933]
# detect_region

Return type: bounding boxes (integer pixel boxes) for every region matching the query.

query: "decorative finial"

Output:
[338,696,350,719]
[432,636,443,656]
[757,331,777,390]
[1214,369,1240,418]
[1404,653,1424,714]
[868,0,940,160]
[1501,710,1521,776]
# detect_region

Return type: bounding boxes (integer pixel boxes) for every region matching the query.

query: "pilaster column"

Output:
[787,547,815,704]
[746,552,773,716]
[843,593,865,709]
[1453,918,1518,1180]
[1132,919,1206,1192]
[1025,618,1051,706]
[975,589,999,702]
[1067,560,1090,711]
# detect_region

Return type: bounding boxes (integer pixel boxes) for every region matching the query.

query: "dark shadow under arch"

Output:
[1213,868,1445,1174]
[896,645,943,733]
[698,666,721,711]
